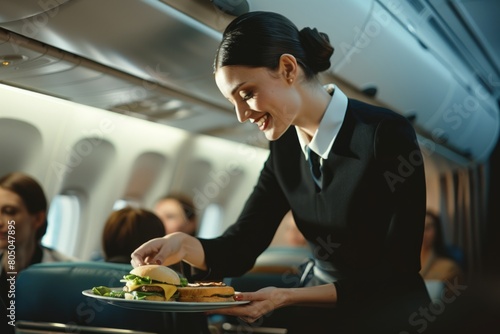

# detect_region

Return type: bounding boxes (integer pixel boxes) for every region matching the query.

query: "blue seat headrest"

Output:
[16,262,172,333]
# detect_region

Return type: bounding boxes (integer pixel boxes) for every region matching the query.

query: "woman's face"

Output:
[422,214,437,249]
[0,188,41,250]
[154,199,196,235]
[215,64,300,141]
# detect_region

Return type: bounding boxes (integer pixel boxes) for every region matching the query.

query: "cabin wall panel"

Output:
[48,102,191,259]
[0,84,270,259]
[170,133,269,233]
[0,118,43,177]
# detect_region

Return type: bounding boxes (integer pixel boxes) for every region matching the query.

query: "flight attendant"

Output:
[132,11,430,333]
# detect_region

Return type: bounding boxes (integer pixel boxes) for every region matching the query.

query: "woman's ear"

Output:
[279,54,298,83]
[32,211,46,230]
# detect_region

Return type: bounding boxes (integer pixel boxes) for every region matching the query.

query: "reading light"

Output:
[0,54,28,67]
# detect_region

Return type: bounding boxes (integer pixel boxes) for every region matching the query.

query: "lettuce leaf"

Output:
[92,286,125,298]
[121,274,189,287]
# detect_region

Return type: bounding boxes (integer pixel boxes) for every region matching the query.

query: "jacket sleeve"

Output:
[198,148,291,279]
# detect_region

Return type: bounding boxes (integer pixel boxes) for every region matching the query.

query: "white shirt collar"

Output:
[296,84,348,160]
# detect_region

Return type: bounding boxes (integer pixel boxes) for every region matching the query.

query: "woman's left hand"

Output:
[206,286,288,323]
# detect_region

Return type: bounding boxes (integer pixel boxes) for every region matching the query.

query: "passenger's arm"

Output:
[131,232,207,270]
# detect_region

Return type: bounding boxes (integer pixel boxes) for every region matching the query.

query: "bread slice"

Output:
[177,285,235,302]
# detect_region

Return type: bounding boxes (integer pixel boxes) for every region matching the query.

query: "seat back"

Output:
[16,262,172,333]
[425,279,446,301]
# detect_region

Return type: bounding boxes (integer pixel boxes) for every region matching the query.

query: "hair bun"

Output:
[299,27,334,73]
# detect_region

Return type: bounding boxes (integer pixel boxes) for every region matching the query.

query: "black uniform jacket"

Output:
[199,99,430,332]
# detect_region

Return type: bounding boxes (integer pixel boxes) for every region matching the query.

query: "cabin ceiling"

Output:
[0,0,499,151]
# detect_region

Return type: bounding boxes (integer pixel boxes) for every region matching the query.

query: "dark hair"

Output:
[0,172,48,240]
[425,211,450,258]
[214,11,334,80]
[102,207,166,263]
[157,193,197,221]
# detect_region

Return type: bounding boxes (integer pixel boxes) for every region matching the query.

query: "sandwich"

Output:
[121,264,187,301]
[92,264,235,303]
[177,282,235,302]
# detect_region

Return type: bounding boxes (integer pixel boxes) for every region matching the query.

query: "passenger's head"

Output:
[214,11,334,141]
[102,207,166,263]
[422,210,448,257]
[154,193,197,236]
[0,172,48,250]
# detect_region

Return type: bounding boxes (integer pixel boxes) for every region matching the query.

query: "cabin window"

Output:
[197,203,224,238]
[42,194,81,257]
[0,118,42,174]
[122,152,167,201]
[112,198,141,210]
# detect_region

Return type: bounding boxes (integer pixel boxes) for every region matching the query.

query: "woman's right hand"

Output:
[130,232,206,270]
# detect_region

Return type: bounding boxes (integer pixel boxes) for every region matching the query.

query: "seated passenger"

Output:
[0,172,74,331]
[282,210,308,248]
[420,210,464,283]
[154,193,199,278]
[154,193,198,236]
[101,207,166,263]
[254,211,312,274]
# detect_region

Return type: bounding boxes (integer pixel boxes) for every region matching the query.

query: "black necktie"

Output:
[307,147,322,188]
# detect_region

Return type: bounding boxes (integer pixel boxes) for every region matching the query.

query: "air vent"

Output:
[475,74,494,95]
[0,54,27,66]
[407,0,425,13]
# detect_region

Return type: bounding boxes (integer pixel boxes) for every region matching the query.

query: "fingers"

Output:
[205,299,276,323]
[130,238,167,267]
[238,315,259,324]
[130,251,145,267]
[233,291,258,301]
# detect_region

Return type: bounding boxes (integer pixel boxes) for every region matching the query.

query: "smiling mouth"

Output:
[253,113,269,131]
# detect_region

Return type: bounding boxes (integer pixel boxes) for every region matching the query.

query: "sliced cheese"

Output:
[127,283,177,300]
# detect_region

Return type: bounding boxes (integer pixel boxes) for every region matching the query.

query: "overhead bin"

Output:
[424,79,499,162]
[0,0,226,107]
[330,2,499,162]
[248,0,374,68]
[0,0,70,24]
[0,27,233,127]
[248,0,499,161]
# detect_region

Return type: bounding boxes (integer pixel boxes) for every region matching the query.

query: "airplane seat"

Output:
[424,279,446,301]
[16,261,174,333]
[252,246,313,273]
[446,244,466,271]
